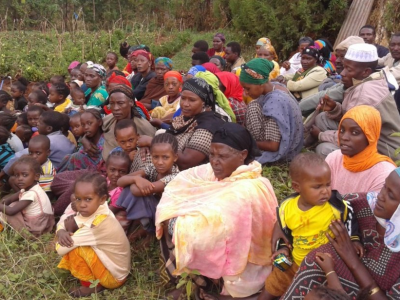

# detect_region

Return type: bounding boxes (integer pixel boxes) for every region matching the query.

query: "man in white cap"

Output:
[299,36,364,116]
[308,43,400,159]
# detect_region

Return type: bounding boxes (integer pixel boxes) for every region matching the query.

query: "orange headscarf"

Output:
[339,105,396,172]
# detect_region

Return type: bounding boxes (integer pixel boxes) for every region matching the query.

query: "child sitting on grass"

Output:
[106,52,119,73]
[58,109,104,172]
[116,133,180,244]
[10,78,28,111]
[258,153,362,300]
[15,124,33,148]
[69,112,84,142]
[0,126,15,171]
[0,156,54,236]
[48,82,71,113]
[27,106,44,137]
[56,172,130,298]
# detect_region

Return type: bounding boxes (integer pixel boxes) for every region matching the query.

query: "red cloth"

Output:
[164,71,183,83]
[135,101,151,121]
[107,72,132,88]
[216,72,244,102]
[123,63,132,75]
[202,62,221,74]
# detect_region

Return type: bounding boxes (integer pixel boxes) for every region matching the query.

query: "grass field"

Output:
[0,29,292,300]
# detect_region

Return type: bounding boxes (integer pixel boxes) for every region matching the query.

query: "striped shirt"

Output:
[0,143,15,170]
[39,159,56,192]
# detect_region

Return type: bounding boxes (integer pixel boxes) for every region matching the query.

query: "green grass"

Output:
[0,29,293,299]
[0,163,292,300]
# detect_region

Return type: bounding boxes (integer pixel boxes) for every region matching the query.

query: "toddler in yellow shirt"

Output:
[259,152,362,300]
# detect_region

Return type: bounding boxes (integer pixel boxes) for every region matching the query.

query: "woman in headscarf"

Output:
[210,55,226,72]
[255,37,278,61]
[151,71,183,120]
[216,72,247,125]
[207,33,226,58]
[156,122,278,300]
[283,168,400,299]
[326,105,396,194]
[130,50,156,101]
[122,44,150,79]
[195,71,236,122]
[240,58,303,164]
[84,63,109,107]
[314,38,337,75]
[137,77,225,170]
[139,57,174,110]
[186,65,206,79]
[202,62,222,75]
[281,47,327,101]
[256,44,280,80]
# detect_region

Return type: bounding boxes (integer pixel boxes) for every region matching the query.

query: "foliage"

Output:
[383,0,400,34]
[0,29,191,81]
[225,0,349,60]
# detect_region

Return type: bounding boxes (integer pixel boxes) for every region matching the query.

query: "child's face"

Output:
[70,90,85,106]
[0,99,8,110]
[130,57,138,70]
[115,127,138,154]
[70,69,83,81]
[80,112,102,139]
[37,116,51,135]
[106,157,129,187]
[10,85,23,98]
[48,87,64,104]
[293,166,332,210]
[28,142,50,165]
[69,117,84,137]
[13,164,39,190]
[27,111,41,127]
[27,93,39,106]
[151,143,178,176]
[164,77,181,97]
[74,181,107,217]
[106,54,117,68]
[256,49,274,61]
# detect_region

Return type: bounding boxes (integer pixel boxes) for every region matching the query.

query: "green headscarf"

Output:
[239,58,274,85]
[195,71,236,123]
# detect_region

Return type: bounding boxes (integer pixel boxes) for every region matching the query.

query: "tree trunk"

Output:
[333,0,375,48]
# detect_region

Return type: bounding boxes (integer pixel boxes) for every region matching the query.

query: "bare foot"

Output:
[68,285,105,298]
[128,226,148,243]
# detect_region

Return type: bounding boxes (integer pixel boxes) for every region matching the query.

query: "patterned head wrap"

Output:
[131,50,155,70]
[302,47,320,61]
[107,72,132,88]
[155,57,173,70]
[68,61,80,70]
[256,37,272,47]
[87,63,107,79]
[239,58,274,85]
[214,33,226,43]
[164,71,183,83]
[212,122,260,164]
[313,39,336,74]
[182,77,215,109]
[188,65,206,76]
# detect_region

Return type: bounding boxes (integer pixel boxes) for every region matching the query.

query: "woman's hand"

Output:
[318,95,337,112]
[326,220,360,268]
[271,247,290,262]
[352,241,364,258]
[282,61,291,70]
[315,252,335,273]
[81,135,99,157]
[128,149,137,161]
[150,118,163,128]
[137,135,153,148]
[134,177,155,196]
[271,221,292,251]
[57,229,74,248]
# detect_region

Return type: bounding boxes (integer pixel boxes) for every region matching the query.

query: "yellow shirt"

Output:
[54,98,72,113]
[279,195,345,266]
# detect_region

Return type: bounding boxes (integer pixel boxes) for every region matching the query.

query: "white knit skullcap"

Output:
[344,44,378,62]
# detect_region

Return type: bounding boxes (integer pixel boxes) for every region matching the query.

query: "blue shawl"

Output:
[256,87,304,164]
